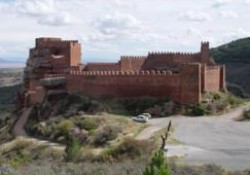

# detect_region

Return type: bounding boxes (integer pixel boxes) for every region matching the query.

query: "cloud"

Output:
[2,0,77,26]
[14,0,54,16]
[179,11,212,22]
[113,0,136,8]
[212,0,250,7]
[223,28,250,42]
[92,13,143,39]
[0,46,4,54]
[212,0,236,7]
[95,13,142,35]
[186,28,201,36]
[219,10,238,18]
[37,12,78,26]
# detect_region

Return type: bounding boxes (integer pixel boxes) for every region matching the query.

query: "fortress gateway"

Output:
[22,38,226,106]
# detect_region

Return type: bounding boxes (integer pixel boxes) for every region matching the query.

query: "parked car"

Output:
[132,115,149,123]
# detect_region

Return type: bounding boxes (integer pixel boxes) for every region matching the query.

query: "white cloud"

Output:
[3,0,77,26]
[113,0,136,8]
[187,28,201,36]
[0,46,4,54]
[223,28,250,42]
[212,0,250,7]
[219,11,238,19]
[14,0,54,16]
[37,12,78,26]
[92,13,143,40]
[179,11,212,22]
[95,13,142,35]
[212,0,236,7]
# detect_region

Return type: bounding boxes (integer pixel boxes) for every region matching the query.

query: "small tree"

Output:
[64,136,81,162]
[143,150,171,175]
[144,120,172,175]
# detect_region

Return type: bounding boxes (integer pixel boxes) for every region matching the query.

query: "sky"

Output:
[0,0,250,63]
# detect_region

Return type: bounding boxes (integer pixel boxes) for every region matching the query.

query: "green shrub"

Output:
[76,118,99,131]
[94,124,121,146]
[243,109,250,120]
[143,150,171,175]
[212,93,222,101]
[121,97,169,115]
[10,151,31,168]
[224,95,243,106]
[190,103,211,116]
[110,138,156,160]
[64,136,81,162]
[57,120,74,135]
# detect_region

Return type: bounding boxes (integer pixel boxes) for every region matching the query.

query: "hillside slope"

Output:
[211,37,250,97]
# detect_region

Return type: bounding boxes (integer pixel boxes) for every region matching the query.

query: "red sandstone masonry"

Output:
[24,38,226,106]
[45,65,201,104]
[65,70,182,102]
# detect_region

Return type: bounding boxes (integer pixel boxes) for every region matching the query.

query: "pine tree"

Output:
[64,136,81,162]
[143,150,171,175]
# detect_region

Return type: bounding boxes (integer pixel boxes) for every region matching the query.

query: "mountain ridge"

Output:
[211,37,250,97]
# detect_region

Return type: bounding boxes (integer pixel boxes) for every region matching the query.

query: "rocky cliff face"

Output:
[21,49,67,107]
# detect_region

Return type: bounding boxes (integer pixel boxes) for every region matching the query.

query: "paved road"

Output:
[12,107,65,149]
[13,107,33,136]
[137,106,250,170]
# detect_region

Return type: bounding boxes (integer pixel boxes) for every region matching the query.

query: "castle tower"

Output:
[200,42,210,64]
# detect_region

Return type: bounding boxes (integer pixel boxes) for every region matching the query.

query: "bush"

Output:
[57,120,74,135]
[143,150,171,175]
[243,109,250,120]
[190,103,211,116]
[94,124,121,146]
[76,118,99,131]
[224,95,243,106]
[110,138,156,160]
[64,136,81,162]
[9,150,31,168]
[212,93,222,101]
[121,97,169,115]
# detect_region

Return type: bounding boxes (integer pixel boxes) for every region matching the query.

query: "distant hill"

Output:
[211,38,250,97]
[0,58,25,68]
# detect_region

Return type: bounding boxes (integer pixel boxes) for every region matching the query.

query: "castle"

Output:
[21,37,226,106]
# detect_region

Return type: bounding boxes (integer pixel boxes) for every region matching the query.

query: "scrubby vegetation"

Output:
[242,109,250,120]
[187,92,243,116]
[120,97,171,116]
[25,113,142,146]
[143,150,171,175]
[211,37,250,64]
[65,136,82,162]
[0,84,21,105]
[0,106,17,144]
[236,108,250,121]
[211,37,250,96]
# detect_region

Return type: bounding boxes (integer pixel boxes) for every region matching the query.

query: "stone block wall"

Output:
[22,38,226,106]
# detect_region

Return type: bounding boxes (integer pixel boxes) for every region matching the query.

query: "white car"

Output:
[132,115,149,123]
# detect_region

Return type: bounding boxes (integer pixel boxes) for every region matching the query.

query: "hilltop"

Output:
[211,38,250,97]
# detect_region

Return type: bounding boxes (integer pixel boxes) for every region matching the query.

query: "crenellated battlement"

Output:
[87,63,119,66]
[120,56,147,60]
[46,70,175,77]
[148,52,199,56]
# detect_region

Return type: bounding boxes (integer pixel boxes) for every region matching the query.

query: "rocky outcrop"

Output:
[40,77,66,87]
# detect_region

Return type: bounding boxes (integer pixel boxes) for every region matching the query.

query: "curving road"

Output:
[137,106,250,170]
[12,107,64,149]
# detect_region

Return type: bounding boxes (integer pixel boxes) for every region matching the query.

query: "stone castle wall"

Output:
[22,38,226,106]
[44,63,214,104]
